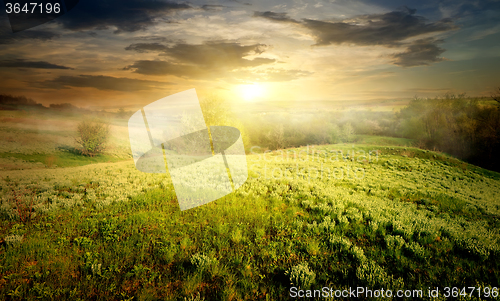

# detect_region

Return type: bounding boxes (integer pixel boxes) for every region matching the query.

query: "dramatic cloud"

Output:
[55,0,191,32]
[125,42,276,79]
[392,38,447,67]
[201,5,225,11]
[40,75,170,91]
[255,8,455,47]
[125,43,170,53]
[124,61,311,82]
[123,60,204,78]
[253,11,300,23]
[0,29,60,44]
[303,9,455,46]
[127,41,274,67]
[0,59,73,69]
[253,7,455,67]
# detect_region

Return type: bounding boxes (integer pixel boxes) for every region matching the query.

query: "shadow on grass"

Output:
[54,145,128,166]
[57,145,83,156]
[0,145,129,169]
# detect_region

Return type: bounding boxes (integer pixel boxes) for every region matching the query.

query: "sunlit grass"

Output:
[1,143,499,299]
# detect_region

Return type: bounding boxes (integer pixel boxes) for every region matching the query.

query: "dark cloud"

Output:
[201,5,225,11]
[158,42,273,67]
[56,0,191,33]
[226,0,251,6]
[40,75,169,91]
[438,0,500,19]
[253,11,300,23]
[253,7,455,67]
[391,38,446,67]
[302,8,455,46]
[125,43,169,53]
[0,59,73,69]
[124,61,310,82]
[255,7,455,47]
[123,41,310,82]
[124,42,275,78]
[123,60,204,78]
[0,29,60,44]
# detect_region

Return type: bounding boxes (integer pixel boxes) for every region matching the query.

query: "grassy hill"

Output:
[1,140,499,300]
[0,110,131,171]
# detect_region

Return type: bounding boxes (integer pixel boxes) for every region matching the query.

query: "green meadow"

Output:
[0,109,499,300]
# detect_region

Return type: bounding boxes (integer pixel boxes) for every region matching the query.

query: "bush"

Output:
[190,253,213,271]
[285,263,316,289]
[75,119,109,156]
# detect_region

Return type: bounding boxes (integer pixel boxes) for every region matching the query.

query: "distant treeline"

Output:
[397,95,500,171]
[0,94,44,109]
[0,94,126,118]
[0,94,84,112]
[243,94,500,172]
[243,109,395,150]
[0,94,137,119]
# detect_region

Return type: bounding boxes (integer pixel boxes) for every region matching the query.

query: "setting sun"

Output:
[238,84,264,101]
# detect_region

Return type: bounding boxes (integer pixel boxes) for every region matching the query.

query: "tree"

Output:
[116,107,130,119]
[491,87,500,104]
[198,94,231,127]
[173,94,250,153]
[266,124,285,149]
[341,123,355,142]
[199,94,250,147]
[75,119,110,156]
[328,124,341,143]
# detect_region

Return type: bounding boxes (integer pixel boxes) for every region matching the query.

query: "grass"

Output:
[0,151,128,169]
[354,135,414,146]
[1,142,499,300]
[0,110,131,170]
[0,110,499,300]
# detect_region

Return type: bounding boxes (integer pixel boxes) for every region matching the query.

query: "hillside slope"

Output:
[0,144,499,300]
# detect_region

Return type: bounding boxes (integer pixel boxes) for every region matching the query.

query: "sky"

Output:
[0,0,499,110]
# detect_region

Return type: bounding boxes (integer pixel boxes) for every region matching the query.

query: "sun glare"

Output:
[239,84,264,101]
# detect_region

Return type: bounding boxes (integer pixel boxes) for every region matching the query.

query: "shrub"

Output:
[318,216,336,232]
[350,245,367,263]
[75,119,109,156]
[190,253,213,271]
[329,235,352,251]
[405,242,427,260]
[4,234,23,247]
[356,260,388,287]
[285,263,316,289]
[184,292,205,301]
[385,235,406,250]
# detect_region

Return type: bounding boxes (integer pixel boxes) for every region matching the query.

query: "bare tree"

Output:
[491,87,500,104]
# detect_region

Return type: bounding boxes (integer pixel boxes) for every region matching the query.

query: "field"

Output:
[1,111,499,300]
